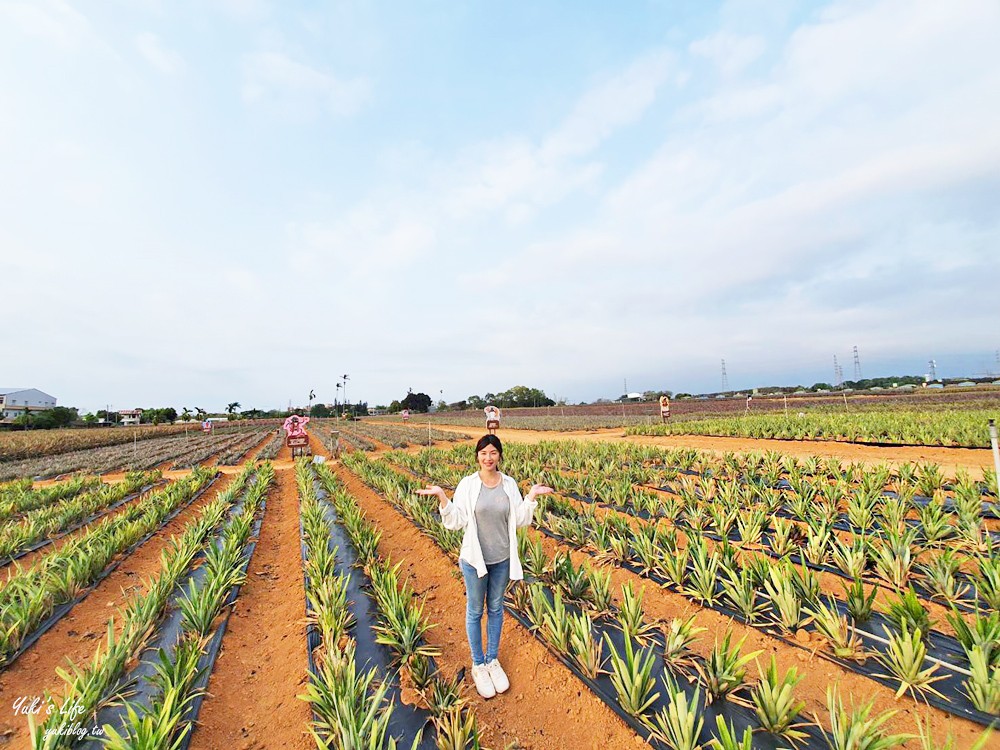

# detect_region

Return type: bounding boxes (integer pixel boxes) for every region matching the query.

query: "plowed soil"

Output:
[0,473,237,749]
[188,464,311,750]
[4,423,995,750]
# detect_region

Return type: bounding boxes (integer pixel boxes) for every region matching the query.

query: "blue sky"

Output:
[2,0,998,413]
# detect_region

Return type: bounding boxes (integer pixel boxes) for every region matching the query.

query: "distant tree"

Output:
[195,407,207,419]
[388,400,402,413]
[435,400,447,412]
[226,402,241,420]
[810,383,833,391]
[82,412,98,424]
[180,407,193,422]
[467,395,486,410]
[400,392,432,413]
[312,403,332,418]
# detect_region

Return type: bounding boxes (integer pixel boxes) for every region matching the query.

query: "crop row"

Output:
[340,452,996,748]
[0,468,215,667]
[383,450,1000,725]
[299,459,482,749]
[0,423,192,463]
[626,410,1000,448]
[0,427,270,481]
[0,470,160,562]
[332,419,471,448]
[308,421,376,453]
[0,475,104,521]
[28,462,263,748]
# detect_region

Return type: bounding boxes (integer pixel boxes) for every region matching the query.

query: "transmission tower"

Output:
[721,359,729,392]
[833,355,843,387]
[928,359,937,381]
[852,346,862,381]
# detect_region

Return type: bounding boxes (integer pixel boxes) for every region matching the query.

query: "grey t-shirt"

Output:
[475,481,510,564]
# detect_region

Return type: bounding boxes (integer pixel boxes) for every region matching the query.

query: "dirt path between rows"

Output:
[188,465,311,750]
[399,424,996,479]
[0,472,236,749]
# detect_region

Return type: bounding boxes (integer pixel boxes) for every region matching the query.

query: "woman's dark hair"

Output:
[474,434,503,460]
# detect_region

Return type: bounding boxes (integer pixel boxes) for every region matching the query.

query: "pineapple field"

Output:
[0,420,997,749]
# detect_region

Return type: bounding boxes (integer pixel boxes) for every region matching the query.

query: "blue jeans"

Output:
[460,558,509,665]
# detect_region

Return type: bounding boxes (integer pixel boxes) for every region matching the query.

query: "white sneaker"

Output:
[471,664,496,699]
[484,659,509,693]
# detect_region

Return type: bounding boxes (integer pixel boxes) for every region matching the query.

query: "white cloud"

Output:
[135,31,184,74]
[0,0,96,51]
[540,49,674,162]
[689,31,765,76]
[242,51,371,117]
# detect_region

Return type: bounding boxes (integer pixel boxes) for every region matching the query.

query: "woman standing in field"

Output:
[416,435,552,698]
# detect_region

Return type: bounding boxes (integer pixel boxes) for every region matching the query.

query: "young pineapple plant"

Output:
[644,674,704,750]
[434,707,484,750]
[769,518,799,558]
[540,588,573,655]
[875,624,945,700]
[803,523,832,566]
[763,563,809,634]
[919,492,953,542]
[920,549,971,605]
[661,615,706,677]
[882,587,934,639]
[301,643,395,750]
[720,565,769,624]
[750,656,807,742]
[807,596,865,661]
[974,555,1000,610]
[617,581,657,643]
[568,610,605,679]
[964,644,1000,714]
[585,563,614,613]
[604,632,661,718]
[708,716,753,750]
[685,542,721,606]
[871,526,918,591]
[695,630,760,703]
[822,685,913,750]
[947,607,1000,667]
[735,507,767,547]
[831,535,870,580]
[660,546,689,589]
[518,530,548,579]
[843,577,879,623]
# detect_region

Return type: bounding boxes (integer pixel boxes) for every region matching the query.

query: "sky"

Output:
[2,0,999,413]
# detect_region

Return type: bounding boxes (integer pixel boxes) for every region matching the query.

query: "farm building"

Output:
[118,409,143,426]
[0,387,57,422]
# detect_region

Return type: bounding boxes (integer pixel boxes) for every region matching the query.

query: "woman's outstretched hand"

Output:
[415,485,448,509]
[526,484,554,501]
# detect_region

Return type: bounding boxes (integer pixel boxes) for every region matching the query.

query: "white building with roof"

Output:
[0,388,57,421]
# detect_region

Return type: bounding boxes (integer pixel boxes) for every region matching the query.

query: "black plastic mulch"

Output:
[1,474,220,670]
[0,482,164,568]
[505,584,829,750]
[307,475,436,749]
[79,474,267,748]
[537,524,1000,728]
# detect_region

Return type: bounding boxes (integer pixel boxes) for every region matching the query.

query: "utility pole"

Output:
[342,374,350,417]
